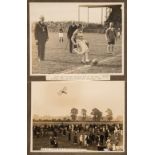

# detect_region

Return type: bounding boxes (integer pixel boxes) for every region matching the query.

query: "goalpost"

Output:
[78,5,110,25]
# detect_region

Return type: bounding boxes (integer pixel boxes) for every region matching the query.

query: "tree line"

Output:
[33,108,114,122]
[71,108,113,122]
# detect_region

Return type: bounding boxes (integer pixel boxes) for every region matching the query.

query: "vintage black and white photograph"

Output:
[29,2,124,76]
[31,81,125,152]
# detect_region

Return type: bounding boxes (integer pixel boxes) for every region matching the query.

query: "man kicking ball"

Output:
[105,22,117,54]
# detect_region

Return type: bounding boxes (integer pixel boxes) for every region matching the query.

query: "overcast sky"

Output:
[29,2,120,23]
[31,81,125,118]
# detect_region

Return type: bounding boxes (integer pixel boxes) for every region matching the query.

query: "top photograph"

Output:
[28,2,126,77]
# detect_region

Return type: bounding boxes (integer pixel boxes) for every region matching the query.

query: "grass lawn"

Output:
[33,129,123,151]
[31,32,122,74]
[33,133,97,151]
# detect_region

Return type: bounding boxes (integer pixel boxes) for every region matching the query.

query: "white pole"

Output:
[101,7,103,25]
[87,7,89,24]
[78,6,80,22]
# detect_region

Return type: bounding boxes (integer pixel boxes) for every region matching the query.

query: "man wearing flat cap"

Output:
[35,16,49,61]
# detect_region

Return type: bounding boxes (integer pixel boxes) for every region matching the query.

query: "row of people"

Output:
[33,123,122,137]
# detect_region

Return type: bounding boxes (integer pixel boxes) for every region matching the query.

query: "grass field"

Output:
[33,133,97,151]
[31,32,122,74]
[33,132,123,151]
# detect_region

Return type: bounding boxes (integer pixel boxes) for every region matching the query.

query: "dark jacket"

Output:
[67,25,77,39]
[59,28,63,33]
[35,22,48,42]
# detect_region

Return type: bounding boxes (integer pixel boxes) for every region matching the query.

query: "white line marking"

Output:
[59,54,121,74]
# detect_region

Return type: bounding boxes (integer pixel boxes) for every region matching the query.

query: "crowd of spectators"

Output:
[33,123,123,151]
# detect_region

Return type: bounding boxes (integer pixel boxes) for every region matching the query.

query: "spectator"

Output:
[67,22,77,53]
[34,16,49,61]
[58,27,64,43]
[49,136,54,146]
[84,134,88,146]
[106,137,113,151]
[79,134,83,145]
[73,132,78,144]
[105,22,117,54]
[53,138,58,148]
[68,131,71,141]
[117,28,121,39]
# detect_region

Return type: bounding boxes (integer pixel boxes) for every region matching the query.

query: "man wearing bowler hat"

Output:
[35,16,49,61]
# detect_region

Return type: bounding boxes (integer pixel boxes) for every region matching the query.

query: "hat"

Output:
[39,15,44,20]
[77,24,82,29]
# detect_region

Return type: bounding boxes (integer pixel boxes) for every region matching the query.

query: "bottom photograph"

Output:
[30,81,125,152]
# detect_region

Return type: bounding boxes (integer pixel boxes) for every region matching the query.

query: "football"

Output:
[91,58,98,66]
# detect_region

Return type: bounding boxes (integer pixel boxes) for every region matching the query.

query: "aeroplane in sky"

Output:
[57,86,67,96]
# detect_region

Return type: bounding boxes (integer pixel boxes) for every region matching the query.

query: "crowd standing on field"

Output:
[33,123,123,151]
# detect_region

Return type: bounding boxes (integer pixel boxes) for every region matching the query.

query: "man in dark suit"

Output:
[67,22,77,53]
[35,16,48,61]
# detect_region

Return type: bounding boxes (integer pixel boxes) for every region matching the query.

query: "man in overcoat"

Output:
[67,22,77,53]
[35,16,48,61]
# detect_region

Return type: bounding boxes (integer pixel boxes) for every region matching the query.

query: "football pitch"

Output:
[31,32,122,74]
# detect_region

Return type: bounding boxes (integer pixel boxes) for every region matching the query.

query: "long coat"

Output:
[35,22,48,42]
[67,25,77,39]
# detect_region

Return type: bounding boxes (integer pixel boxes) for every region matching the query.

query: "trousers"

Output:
[37,41,46,60]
